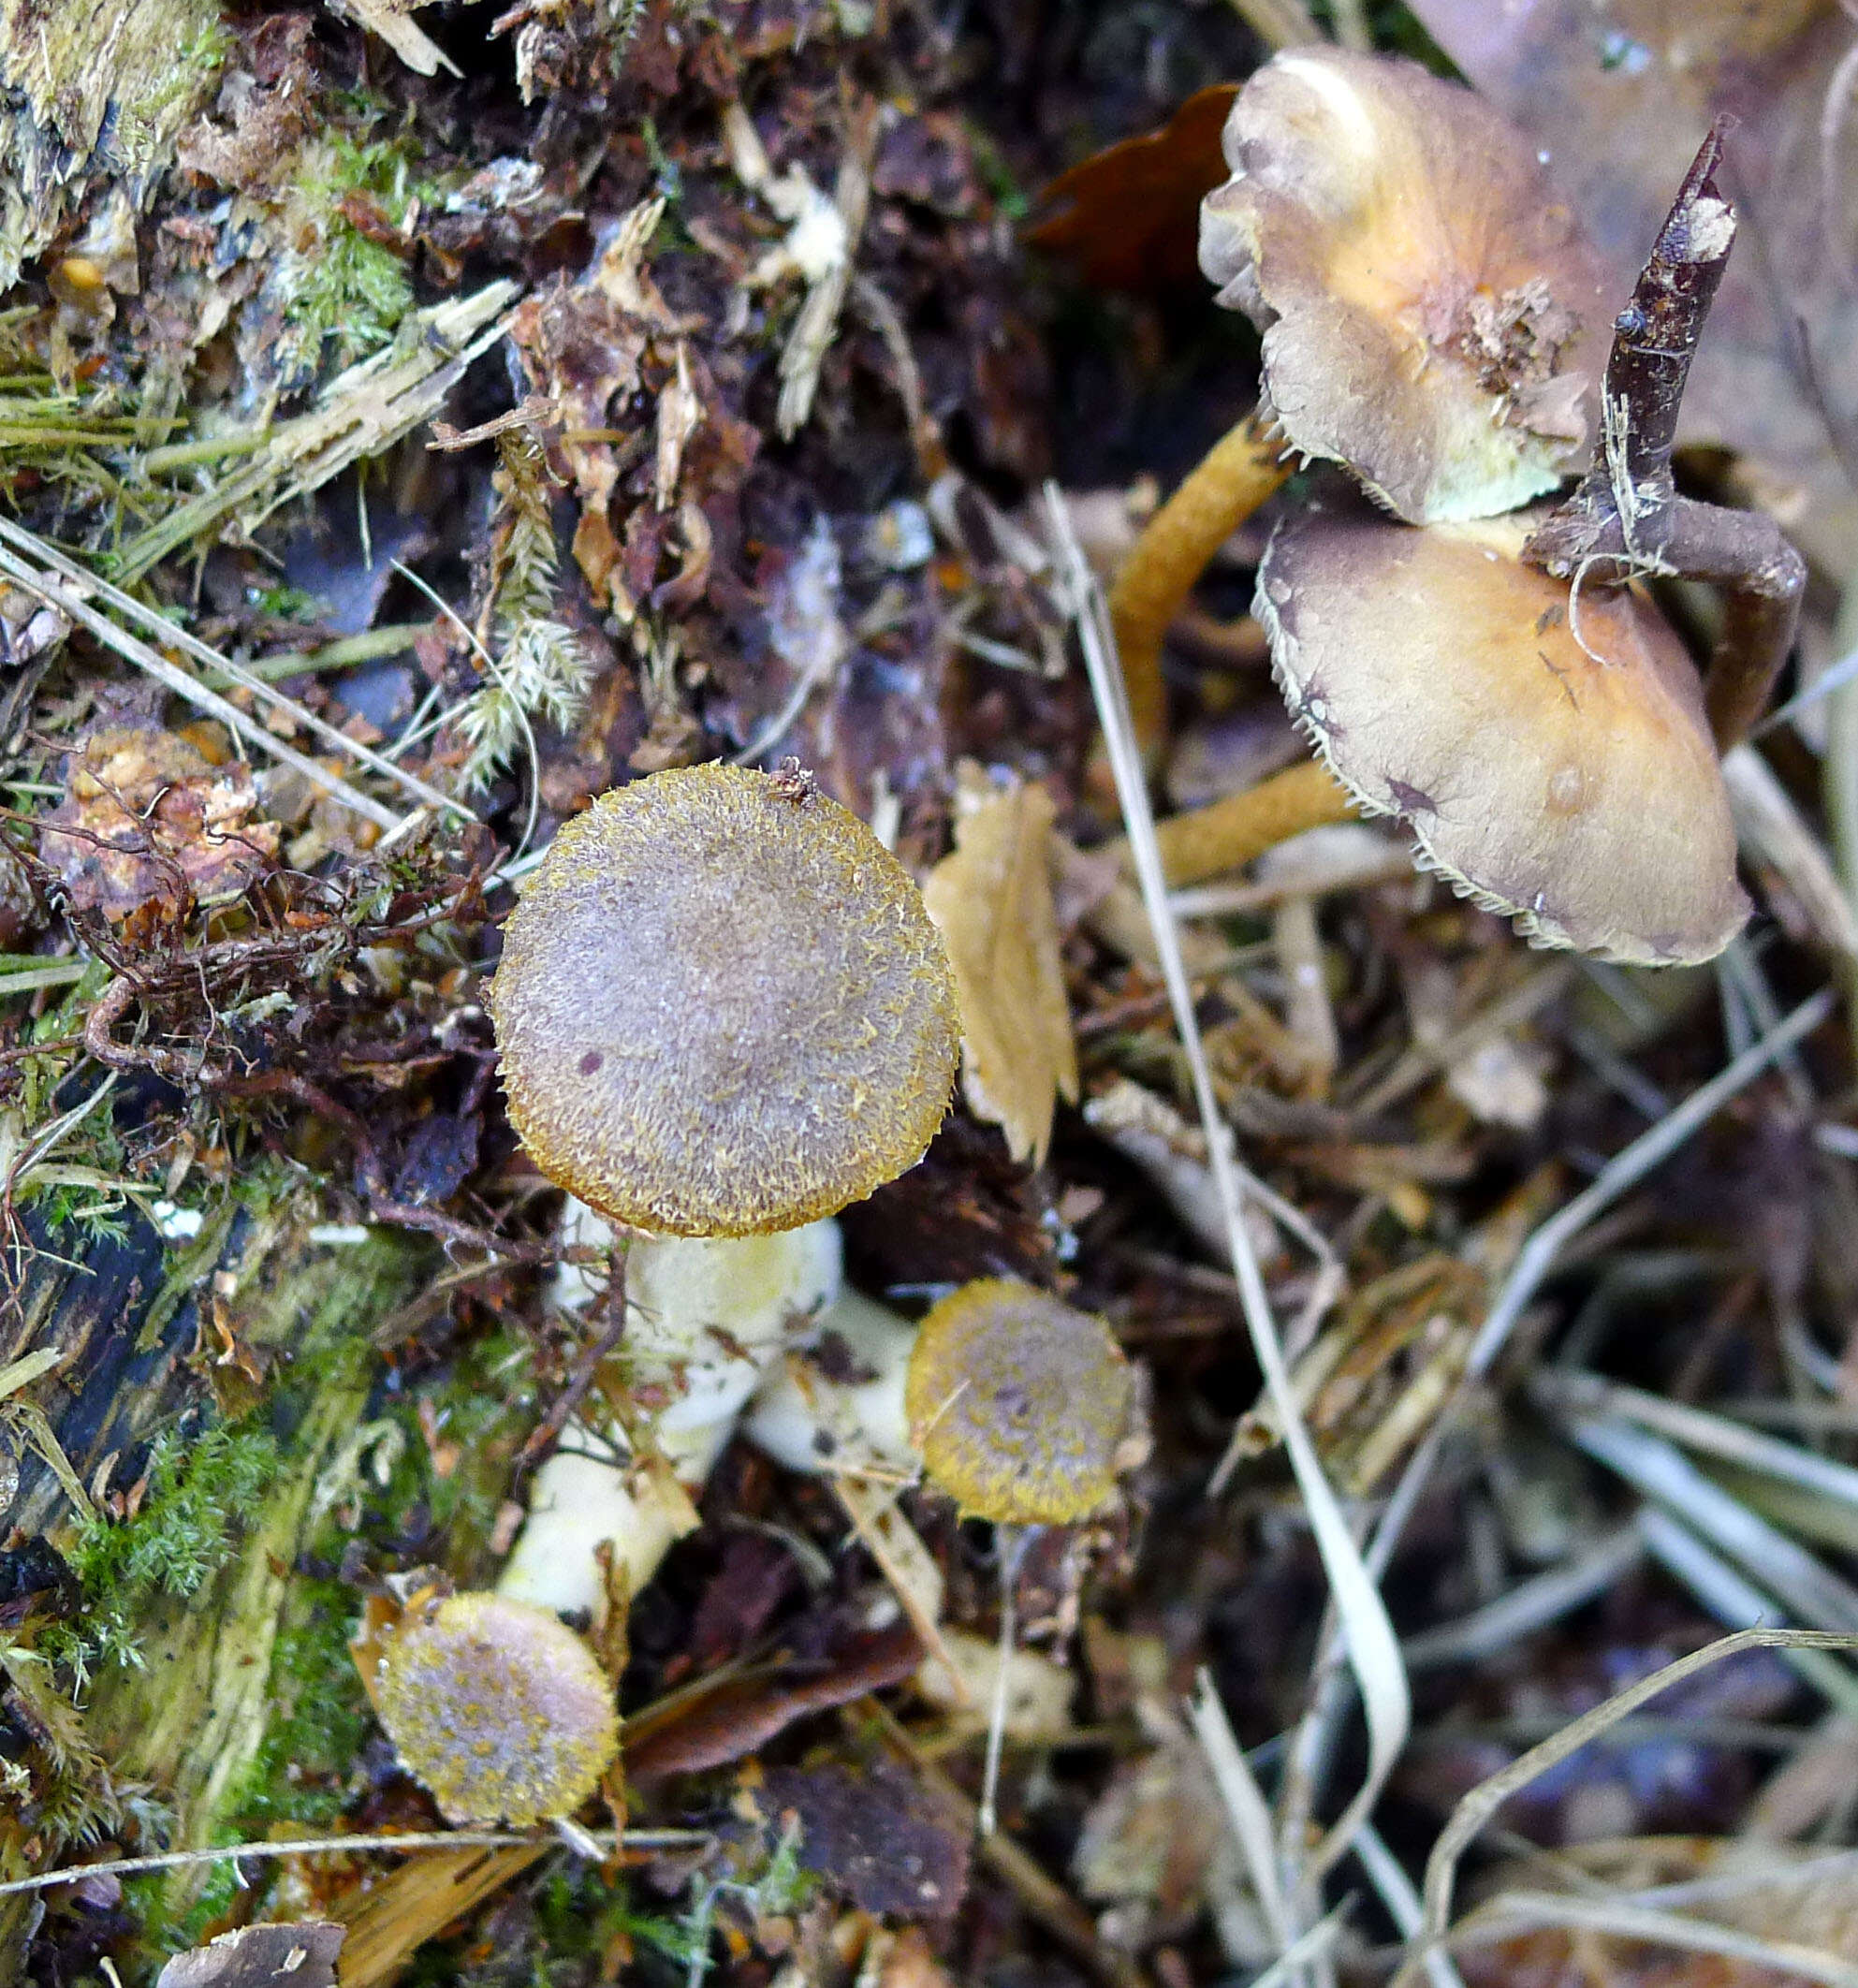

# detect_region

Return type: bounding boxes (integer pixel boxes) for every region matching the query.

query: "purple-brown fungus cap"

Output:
[373,1591,618,1825]
[492,764,960,1237]
[905,1279,1136,1525]
[1199,49,1612,524]
[1254,506,1748,965]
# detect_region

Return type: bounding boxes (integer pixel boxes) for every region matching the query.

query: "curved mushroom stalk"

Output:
[1108,414,1289,757]
[1522,126,1804,753]
[1255,505,1748,966]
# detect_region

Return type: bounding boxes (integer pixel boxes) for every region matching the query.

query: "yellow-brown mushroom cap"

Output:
[492,764,960,1237]
[1199,48,1612,524]
[904,1279,1134,1525]
[1254,506,1748,965]
[373,1591,618,1825]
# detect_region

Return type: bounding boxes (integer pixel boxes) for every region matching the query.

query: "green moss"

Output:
[58,1425,280,1673]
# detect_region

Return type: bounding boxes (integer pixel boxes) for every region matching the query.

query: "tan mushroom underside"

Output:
[1255,508,1748,965]
[1200,48,1612,525]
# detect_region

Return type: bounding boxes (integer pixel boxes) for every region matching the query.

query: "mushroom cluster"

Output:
[1107,48,1802,968]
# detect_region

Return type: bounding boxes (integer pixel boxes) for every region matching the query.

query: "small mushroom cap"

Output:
[1254,506,1748,965]
[492,764,959,1237]
[373,1591,618,1825]
[1199,49,1612,524]
[904,1279,1134,1525]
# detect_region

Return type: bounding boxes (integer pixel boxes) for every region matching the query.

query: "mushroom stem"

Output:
[1109,413,1289,754]
[1136,757,1353,889]
[1524,122,1803,750]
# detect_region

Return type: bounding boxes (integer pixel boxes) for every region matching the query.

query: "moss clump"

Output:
[60,1425,280,1673]
[492,763,960,1237]
[371,1591,618,1825]
[905,1279,1134,1524]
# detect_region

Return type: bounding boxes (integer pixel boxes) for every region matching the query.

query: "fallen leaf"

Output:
[155,1922,344,1988]
[1028,86,1239,294]
[43,726,279,920]
[622,1619,924,1781]
[923,771,1079,1167]
[762,1761,970,1920]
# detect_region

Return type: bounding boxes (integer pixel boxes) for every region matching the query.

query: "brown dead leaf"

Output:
[923,770,1079,1168]
[622,1619,924,1781]
[1028,86,1239,294]
[155,1922,344,1988]
[43,726,279,920]
[762,1761,971,1921]
[1408,1,1858,571]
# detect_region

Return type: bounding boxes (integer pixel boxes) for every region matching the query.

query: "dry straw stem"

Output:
[0,534,405,835]
[1106,413,1289,756]
[0,517,469,828]
[0,1826,709,1900]
[1275,983,1835,1893]
[1537,1367,1858,1513]
[1046,485,1410,1931]
[1391,1628,1858,1988]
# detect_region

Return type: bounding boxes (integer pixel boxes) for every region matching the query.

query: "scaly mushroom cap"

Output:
[905,1279,1134,1525]
[493,764,959,1237]
[1254,506,1748,965]
[373,1592,618,1825]
[1199,48,1612,524]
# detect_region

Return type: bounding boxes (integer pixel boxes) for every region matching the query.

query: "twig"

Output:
[0,1827,711,1898]
[1524,125,1805,749]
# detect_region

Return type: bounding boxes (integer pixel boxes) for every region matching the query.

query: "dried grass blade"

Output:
[0,539,401,833]
[1633,1506,1858,1714]
[1394,1627,1858,1988]
[1046,487,1409,1921]
[0,516,471,824]
[1445,1890,1858,1988]
[1365,985,1836,1587]
[1190,1667,1292,1951]
[1351,1822,1465,1988]
[1566,1417,1858,1630]
[1540,1367,1858,1511]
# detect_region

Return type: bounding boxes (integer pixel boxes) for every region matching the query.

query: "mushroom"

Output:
[499,1212,844,1616]
[491,762,959,1238]
[1108,47,1612,756]
[1255,504,1747,966]
[368,1589,618,1825]
[1097,111,1796,969]
[904,1279,1138,1526]
[1199,47,1612,525]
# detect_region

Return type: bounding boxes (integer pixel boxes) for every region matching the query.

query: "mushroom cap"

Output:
[492,764,959,1237]
[373,1591,618,1825]
[904,1279,1134,1525]
[1199,48,1613,524]
[1254,505,1748,965]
